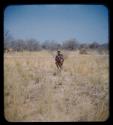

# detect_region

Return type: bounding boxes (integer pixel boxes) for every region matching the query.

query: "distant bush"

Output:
[79,48,88,54]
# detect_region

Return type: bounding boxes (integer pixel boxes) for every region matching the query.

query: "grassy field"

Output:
[4,50,109,122]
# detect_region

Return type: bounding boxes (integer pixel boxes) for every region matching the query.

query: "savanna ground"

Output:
[4,50,109,122]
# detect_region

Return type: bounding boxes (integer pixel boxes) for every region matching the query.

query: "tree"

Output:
[79,43,89,49]
[26,39,42,51]
[4,30,14,49]
[89,42,100,49]
[62,39,79,50]
[42,40,61,50]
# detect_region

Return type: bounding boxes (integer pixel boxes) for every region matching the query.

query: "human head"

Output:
[57,50,61,55]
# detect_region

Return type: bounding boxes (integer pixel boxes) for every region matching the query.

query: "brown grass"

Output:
[4,50,109,122]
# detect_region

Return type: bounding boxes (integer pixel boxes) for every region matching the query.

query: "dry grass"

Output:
[4,50,109,122]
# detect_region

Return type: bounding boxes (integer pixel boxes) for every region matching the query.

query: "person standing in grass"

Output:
[55,50,64,70]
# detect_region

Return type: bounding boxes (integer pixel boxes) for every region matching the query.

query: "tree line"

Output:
[4,31,108,52]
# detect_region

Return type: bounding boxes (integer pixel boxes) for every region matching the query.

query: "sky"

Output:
[4,5,108,43]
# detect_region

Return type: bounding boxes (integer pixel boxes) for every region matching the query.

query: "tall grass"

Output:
[4,50,109,121]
